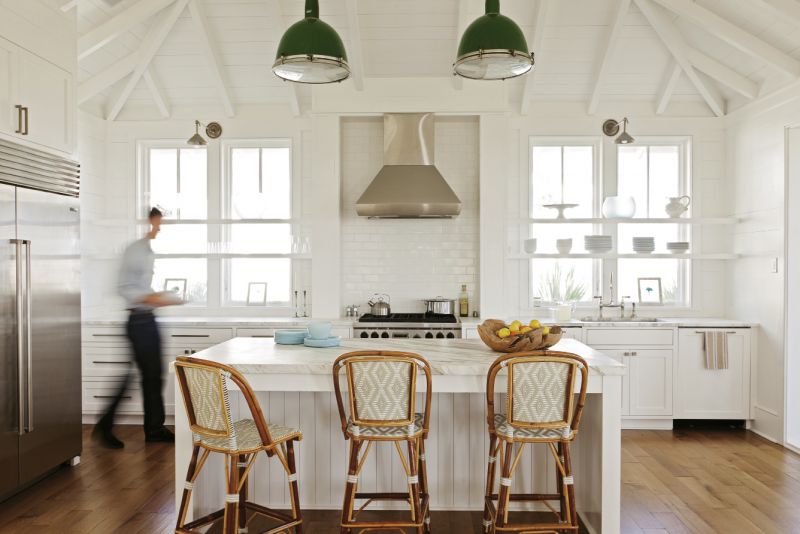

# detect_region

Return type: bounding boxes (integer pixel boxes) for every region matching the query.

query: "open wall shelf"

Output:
[520,217,738,225]
[507,253,737,260]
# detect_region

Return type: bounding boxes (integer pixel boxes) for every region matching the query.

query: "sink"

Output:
[579,316,661,323]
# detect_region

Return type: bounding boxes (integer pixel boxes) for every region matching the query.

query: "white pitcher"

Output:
[665,196,691,218]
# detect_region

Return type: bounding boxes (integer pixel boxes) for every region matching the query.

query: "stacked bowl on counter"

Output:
[584,235,613,253]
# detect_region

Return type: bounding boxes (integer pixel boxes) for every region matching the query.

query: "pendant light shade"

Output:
[603,118,635,144]
[453,0,534,80]
[187,120,207,146]
[273,0,350,84]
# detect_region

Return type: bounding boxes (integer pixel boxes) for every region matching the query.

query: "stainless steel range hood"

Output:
[355,113,461,218]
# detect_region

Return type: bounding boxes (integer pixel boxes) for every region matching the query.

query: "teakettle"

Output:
[665,196,690,218]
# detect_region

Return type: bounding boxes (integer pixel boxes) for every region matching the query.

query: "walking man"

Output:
[93,207,178,448]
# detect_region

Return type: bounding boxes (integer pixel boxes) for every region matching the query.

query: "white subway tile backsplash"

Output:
[340,116,480,313]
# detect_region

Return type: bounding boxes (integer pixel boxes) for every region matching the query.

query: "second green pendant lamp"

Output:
[272,0,350,84]
[454,0,534,80]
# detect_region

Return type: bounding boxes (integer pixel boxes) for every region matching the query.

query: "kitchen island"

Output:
[174,337,624,533]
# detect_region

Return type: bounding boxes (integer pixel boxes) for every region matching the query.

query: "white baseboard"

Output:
[82,414,175,426]
[622,418,673,430]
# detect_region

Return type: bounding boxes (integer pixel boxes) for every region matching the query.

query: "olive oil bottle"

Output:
[458,284,469,317]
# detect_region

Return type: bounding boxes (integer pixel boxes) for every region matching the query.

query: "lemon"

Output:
[542,326,551,335]
[497,328,511,339]
[529,319,542,329]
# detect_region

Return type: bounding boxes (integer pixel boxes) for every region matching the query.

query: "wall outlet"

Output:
[771,257,779,274]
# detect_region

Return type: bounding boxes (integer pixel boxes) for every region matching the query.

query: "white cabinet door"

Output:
[676,329,751,419]
[0,39,16,137]
[627,349,673,416]
[596,349,630,416]
[16,50,72,153]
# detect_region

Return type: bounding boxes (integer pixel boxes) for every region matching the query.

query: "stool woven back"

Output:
[176,360,233,438]
[488,351,588,433]
[334,351,432,429]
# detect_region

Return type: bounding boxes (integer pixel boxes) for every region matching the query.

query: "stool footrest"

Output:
[487,493,562,501]
[354,491,423,500]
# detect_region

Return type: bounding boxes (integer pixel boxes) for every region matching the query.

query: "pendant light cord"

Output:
[486,0,500,14]
[305,0,319,19]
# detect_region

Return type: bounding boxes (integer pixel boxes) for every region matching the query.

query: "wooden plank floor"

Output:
[0,424,797,533]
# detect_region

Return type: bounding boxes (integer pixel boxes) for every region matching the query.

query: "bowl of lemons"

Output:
[477,319,563,353]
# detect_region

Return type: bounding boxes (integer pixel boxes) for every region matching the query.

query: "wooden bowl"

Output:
[477,319,563,353]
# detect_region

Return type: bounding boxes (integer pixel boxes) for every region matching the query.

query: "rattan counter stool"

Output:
[333,351,433,534]
[483,351,588,534]
[174,356,303,534]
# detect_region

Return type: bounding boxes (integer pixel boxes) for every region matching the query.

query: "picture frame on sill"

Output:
[164,278,187,301]
[637,277,663,305]
[247,282,268,306]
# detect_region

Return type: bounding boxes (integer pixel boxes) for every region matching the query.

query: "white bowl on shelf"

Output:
[556,239,573,254]
[523,238,537,254]
[601,196,636,219]
[666,241,690,254]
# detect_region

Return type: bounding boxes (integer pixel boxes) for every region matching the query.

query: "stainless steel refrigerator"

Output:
[0,139,81,501]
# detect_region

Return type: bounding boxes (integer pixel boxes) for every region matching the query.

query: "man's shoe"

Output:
[92,424,124,449]
[145,427,175,443]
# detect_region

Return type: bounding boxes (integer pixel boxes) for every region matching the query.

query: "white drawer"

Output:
[162,327,234,345]
[236,328,278,338]
[83,378,175,416]
[586,328,674,346]
[83,326,128,344]
[83,346,133,377]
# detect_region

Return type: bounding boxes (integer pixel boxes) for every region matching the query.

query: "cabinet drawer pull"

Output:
[631,351,638,356]
[92,360,129,365]
[92,334,126,338]
[22,106,29,135]
[14,105,23,134]
[251,335,274,338]
[93,395,132,400]
[623,352,630,356]
[694,330,739,335]
[171,334,210,338]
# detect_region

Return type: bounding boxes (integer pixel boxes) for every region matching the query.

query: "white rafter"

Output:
[78,0,177,61]
[187,0,235,117]
[656,60,681,114]
[106,0,189,121]
[588,0,632,115]
[751,0,800,28]
[634,0,724,116]
[344,0,364,91]
[78,52,137,104]
[650,0,800,77]
[688,49,759,99]
[267,0,301,116]
[520,0,549,115]
[452,0,472,90]
[143,67,170,118]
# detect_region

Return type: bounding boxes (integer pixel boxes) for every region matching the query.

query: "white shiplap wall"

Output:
[340,116,480,313]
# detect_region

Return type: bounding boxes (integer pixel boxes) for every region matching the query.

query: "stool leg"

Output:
[406,439,422,534]
[418,438,430,534]
[495,441,514,529]
[238,454,248,532]
[483,434,498,532]
[340,440,361,534]
[176,445,200,529]
[563,442,577,528]
[555,442,566,523]
[286,439,303,533]
[224,454,240,534]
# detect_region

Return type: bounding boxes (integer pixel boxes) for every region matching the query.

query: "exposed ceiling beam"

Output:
[452,0,472,90]
[187,0,235,117]
[78,0,177,61]
[588,0,632,115]
[77,52,137,103]
[688,49,759,99]
[143,67,170,118]
[106,0,189,121]
[634,0,724,116]
[751,0,800,28]
[520,0,549,115]
[656,60,682,114]
[267,0,302,116]
[60,0,78,12]
[344,0,364,91]
[650,0,800,77]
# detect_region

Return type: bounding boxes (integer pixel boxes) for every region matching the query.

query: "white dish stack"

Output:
[666,241,690,254]
[584,235,613,253]
[633,237,655,254]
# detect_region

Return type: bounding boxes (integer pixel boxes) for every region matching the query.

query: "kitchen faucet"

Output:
[596,273,632,319]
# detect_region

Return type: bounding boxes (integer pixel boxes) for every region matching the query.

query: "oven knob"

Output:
[370,332,379,338]
[413,334,421,339]
[360,332,369,338]
[446,332,455,339]
[381,332,389,338]
[436,332,444,339]
[425,333,433,339]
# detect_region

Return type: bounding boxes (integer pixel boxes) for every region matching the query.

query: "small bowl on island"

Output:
[477,319,563,353]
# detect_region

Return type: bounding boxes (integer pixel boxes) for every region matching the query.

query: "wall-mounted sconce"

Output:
[602,118,635,144]
[187,120,223,146]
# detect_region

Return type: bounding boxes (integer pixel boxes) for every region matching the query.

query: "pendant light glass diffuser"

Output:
[454,0,534,80]
[273,0,350,84]
[187,120,207,146]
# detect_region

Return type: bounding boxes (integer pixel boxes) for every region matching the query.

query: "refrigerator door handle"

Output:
[11,239,24,436]
[24,240,32,433]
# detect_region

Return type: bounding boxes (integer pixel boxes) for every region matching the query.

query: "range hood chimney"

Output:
[355,113,462,218]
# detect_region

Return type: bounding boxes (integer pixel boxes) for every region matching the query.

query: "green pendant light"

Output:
[453,0,534,80]
[272,0,350,84]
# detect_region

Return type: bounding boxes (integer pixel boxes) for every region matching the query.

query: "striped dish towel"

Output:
[703,331,728,370]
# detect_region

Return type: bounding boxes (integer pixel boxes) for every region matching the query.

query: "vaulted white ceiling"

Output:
[71,0,800,119]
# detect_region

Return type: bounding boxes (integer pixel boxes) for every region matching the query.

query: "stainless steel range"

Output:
[354,313,462,339]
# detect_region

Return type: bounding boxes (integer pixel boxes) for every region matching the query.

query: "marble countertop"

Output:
[186,337,625,377]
